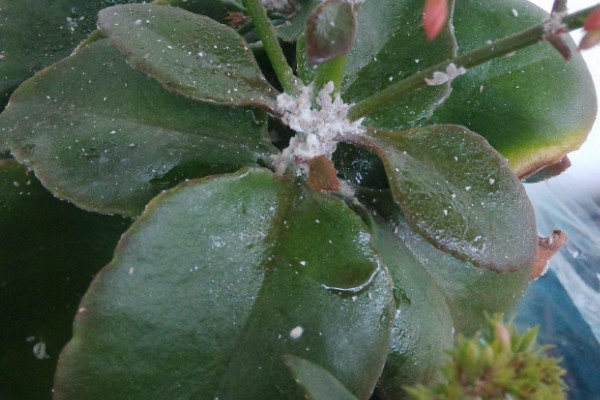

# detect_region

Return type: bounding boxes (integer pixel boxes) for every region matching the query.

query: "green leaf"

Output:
[98,4,277,108]
[355,125,537,272]
[54,169,395,400]
[273,0,321,42]
[0,40,275,217]
[152,0,244,23]
[332,143,389,190]
[0,160,129,400]
[340,0,457,129]
[429,0,597,178]
[0,0,145,111]
[284,356,359,400]
[368,214,454,400]
[368,190,532,336]
[304,0,357,66]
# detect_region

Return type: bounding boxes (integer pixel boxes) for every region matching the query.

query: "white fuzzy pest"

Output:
[425,63,467,86]
[272,82,365,175]
[289,326,304,339]
[543,11,568,36]
[33,342,50,359]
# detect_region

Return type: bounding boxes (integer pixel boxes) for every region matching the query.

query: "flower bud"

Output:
[423,0,448,41]
[579,7,600,50]
[583,6,600,31]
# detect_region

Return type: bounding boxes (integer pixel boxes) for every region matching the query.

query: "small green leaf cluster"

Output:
[405,315,567,400]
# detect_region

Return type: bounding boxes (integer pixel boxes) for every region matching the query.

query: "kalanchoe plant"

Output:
[0,0,598,399]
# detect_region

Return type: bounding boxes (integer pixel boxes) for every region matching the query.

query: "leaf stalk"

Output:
[313,55,348,95]
[348,3,599,121]
[242,0,298,94]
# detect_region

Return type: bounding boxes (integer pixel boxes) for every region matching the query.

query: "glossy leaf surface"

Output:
[0,160,129,400]
[429,0,597,177]
[0,0,143,111]
[358,125,537,272]
[54,169,395,400]
[304,0,357,66]
[340,0,456,129]
[284,356,359,400]
[369,191,532,336]
[153,0,244,23]
[0,40,274,217]
[368,215,454,400]
[332,143,389,190]
[98,4,277,108]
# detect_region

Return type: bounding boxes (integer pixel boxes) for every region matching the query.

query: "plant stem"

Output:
[242,0,298,94]
[551,0,567,13]
[313,55,348,94]
[348,4,599,121]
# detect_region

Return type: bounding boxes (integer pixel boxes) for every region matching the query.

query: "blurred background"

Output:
[515,1,600,399]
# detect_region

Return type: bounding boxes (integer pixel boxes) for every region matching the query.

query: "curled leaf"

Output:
[523,156,571,183]
[531,230,568,280]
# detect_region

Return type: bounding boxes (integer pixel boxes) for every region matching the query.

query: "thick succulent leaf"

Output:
[368,214,454,400]
[98,4,277,108]
[0,40,274,217]
[0,160,129,400]
[339,0,456,129]
[284,356,359,400]
[304,0,357,66]
[152,0,244,23]
[273,0,321,42]
[0,0,145,111]
[356,125,538,272]
[429,0,597,178]
[54,169,395,400]
[367,190,532,336]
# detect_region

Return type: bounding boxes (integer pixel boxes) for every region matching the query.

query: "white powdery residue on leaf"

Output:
[425,63,467,86]
[33,342,50,360]
[272,82,365,175]
[289,326,304,339]
[543,11,567,36]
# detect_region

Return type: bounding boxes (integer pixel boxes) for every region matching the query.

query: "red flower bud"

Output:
[583,6,600,31]
[423,0,448,41]
[579,7,600,50]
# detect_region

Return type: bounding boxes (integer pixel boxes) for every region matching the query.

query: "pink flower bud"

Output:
[423,0,448,41]
[579,7,600,50]
[583,6,600,31]
[579,30,600,50]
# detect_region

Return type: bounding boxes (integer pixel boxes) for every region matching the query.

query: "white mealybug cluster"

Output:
[425,63,467,86]
[543,11,568,36]
[33,342,50,360]
[272,82,365,175]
